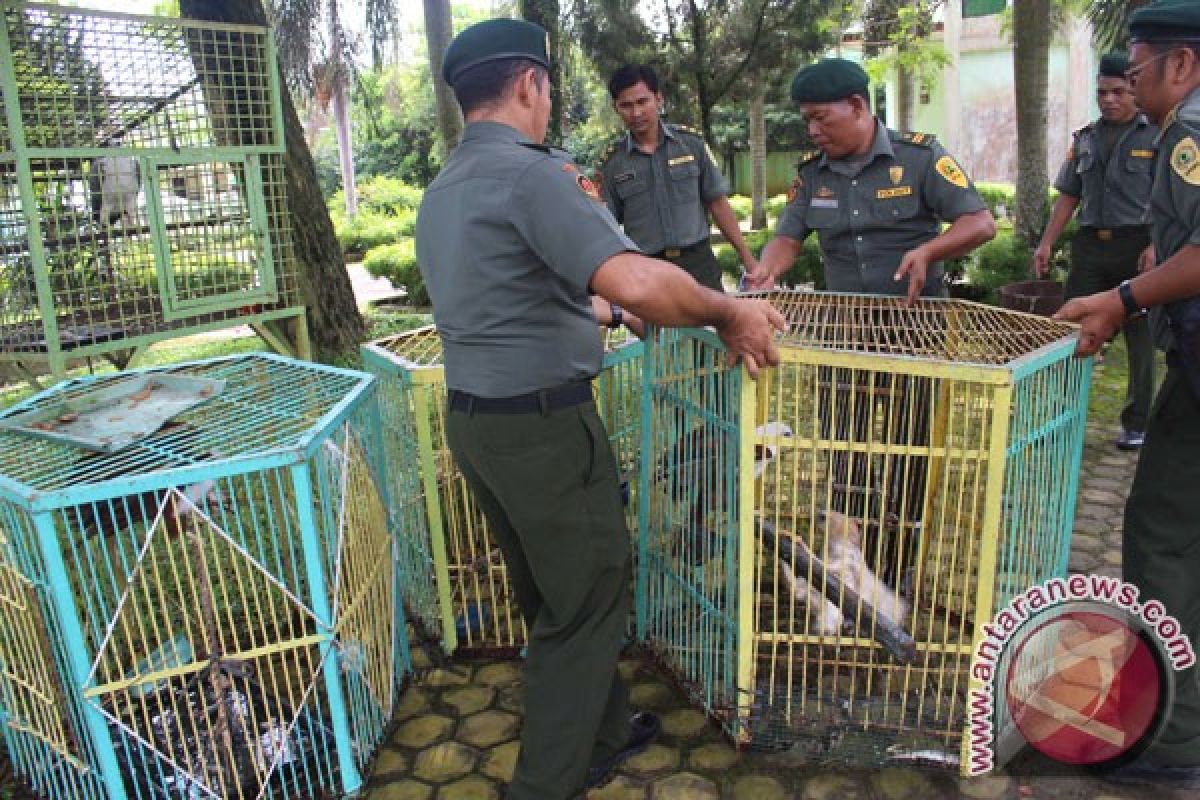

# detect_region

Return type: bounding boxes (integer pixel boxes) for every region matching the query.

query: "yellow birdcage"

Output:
[639,289,1091,771]
[363,326,644,656]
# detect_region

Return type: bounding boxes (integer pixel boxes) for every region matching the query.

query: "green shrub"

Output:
[975,182,1015,220]
[713,228,825,289]
[966,229,1036,304]
[335,209,416,257]
[357,176,423,213]
[727,195,753,222]
[765,193,790,219]
[363,239,429,306]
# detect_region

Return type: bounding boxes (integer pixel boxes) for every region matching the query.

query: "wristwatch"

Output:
[608,303,624,329]
[1117,280,1145,318]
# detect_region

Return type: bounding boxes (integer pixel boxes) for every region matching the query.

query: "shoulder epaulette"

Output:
[796,150,820,170]
[1072,123,1093,139]
[895,130,937,147]
[669,123,705,139]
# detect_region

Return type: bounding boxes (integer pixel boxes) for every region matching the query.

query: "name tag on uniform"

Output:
[876,186,913,199]
[614,171,635,183]
[668,154,696,166]
[811,197,838,208]
[1131,149,1155,158]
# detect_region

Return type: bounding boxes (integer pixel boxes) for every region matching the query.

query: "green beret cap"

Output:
[791,58,871,105]
[442,18,551,86]
[1129,0,1200,43]
[1098,52,1129,78]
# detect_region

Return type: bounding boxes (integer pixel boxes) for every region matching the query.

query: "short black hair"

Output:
[452,57,547,116]
[608,64,659,99]
[1146,40,1200,60]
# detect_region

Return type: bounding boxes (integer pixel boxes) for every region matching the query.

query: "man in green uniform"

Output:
[1035,52,1159,451]
[742,58,994,554]
[1056,0,1200,788]
[416,19,785,800]
[595,64,756,292]
[744,58,995,300]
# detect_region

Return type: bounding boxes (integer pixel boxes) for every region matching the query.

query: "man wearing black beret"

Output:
[419,17,785,800]
[1057,0,1200,787]
[1035,52,1159,452]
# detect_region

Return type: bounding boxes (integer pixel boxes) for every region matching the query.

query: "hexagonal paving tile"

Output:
[496,684,523,714]
[480,740,519,783]
[458,709,521,749]
[413,741,477,784]
[395,714,455,749]
[660,709,707,739]
[623,744,680,776]
[443,686,496,716]
[394,688,432,721]
[800,773,865,800]
[587,774,648,800]
[423,667,472,688]
[617,659,643,683]
[372,746,410,776]
[649,772,718,799]
[438,775,500,800]
[686,742,738,771]
[957,774,1012,799]
[370,779,434,800]
[629,682,675,710]
[871,767,935,800]
[475,661,523,687]
[731,775,786,800]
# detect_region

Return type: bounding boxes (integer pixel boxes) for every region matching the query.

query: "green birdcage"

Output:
[0,2,307,384]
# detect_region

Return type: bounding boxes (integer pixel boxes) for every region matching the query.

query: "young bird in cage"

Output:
[94,154,141,227]
[780,510,909,636]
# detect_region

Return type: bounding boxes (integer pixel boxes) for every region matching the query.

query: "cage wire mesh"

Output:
[363,325,645,657]
[0,353,407,800]
[0,3,304,380]
[639,290,1091,773]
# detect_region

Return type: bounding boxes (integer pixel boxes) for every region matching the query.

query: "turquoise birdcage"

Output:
[638,290,1091,772]
[0,2,308,385]
[363,326,644,656]
[0,353,406,799]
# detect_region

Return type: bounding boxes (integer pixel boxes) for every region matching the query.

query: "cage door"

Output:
[147,155,278,320]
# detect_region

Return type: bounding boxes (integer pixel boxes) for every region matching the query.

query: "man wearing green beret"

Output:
[1056,0,1200,788]
[1035,52,1159,451]
[418,18,785,800]
[595,64,757,292]
[743,57,995,301]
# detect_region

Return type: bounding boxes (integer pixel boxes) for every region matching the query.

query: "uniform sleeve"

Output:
[696,136,730,203]
[921,140,988,222]
[1053,137,1083,197]
[1166,131,1200,248]
[775,171,811,242]
[510,156,640,291]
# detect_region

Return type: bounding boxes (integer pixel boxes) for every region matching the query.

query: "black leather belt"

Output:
[448,381,593,415]
[1082,225,1151,241]
[654,240,708,259]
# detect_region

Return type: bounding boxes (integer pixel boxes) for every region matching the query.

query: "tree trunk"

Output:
[179,0,366,360]
[519,0,562,142]
[1013,0,1050,246]
[423,0,462,156]
[895,64,916,131]
[749,75,768,231]
[331,75,357,217]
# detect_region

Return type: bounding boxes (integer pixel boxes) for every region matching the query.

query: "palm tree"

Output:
[1012,0,1050,246]
[272,0,397,218]
[1087,0,1150,50]
[423,0,463,156]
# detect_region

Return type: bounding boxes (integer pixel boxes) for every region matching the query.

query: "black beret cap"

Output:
[442,18,550,86]
[791,58,871,105]
[1098,52,1130,77]
[1129,0,1200,43]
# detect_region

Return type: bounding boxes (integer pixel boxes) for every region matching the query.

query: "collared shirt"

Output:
[416,121,637,397]
[1054,114,1158,228]
[1152,87,1200,312]
[776,120,986,296]
[597,122,729,253]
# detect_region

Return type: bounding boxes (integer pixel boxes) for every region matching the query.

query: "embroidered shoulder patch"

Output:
[577,173,603,201]
[1172,137,1200,185]
[935,156,969,189]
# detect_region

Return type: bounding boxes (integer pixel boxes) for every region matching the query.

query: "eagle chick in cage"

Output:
[92,154,142,228]
[70,421,225,539]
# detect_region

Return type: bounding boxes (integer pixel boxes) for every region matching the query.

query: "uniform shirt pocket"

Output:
[614,174,649,200]
[805,206,841,230]
[669,161,702,203]
[874,188,920,222]
[1126,152,1155,174]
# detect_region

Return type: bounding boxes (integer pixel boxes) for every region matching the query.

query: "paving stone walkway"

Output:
[366,362,1192,800]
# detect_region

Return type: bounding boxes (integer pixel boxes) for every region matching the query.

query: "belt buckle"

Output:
[664,248,681,258]
[1097,229,1113,241]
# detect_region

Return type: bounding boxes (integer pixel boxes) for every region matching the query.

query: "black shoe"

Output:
[584,712,661,788]
[1102,758,1200,789]
[1116,429,1145,451]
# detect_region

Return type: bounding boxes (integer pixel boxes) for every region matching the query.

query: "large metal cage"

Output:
[363,326,644,656]
[0,354,406,799]
[0,3,307,384]
[639,290,1091,772]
